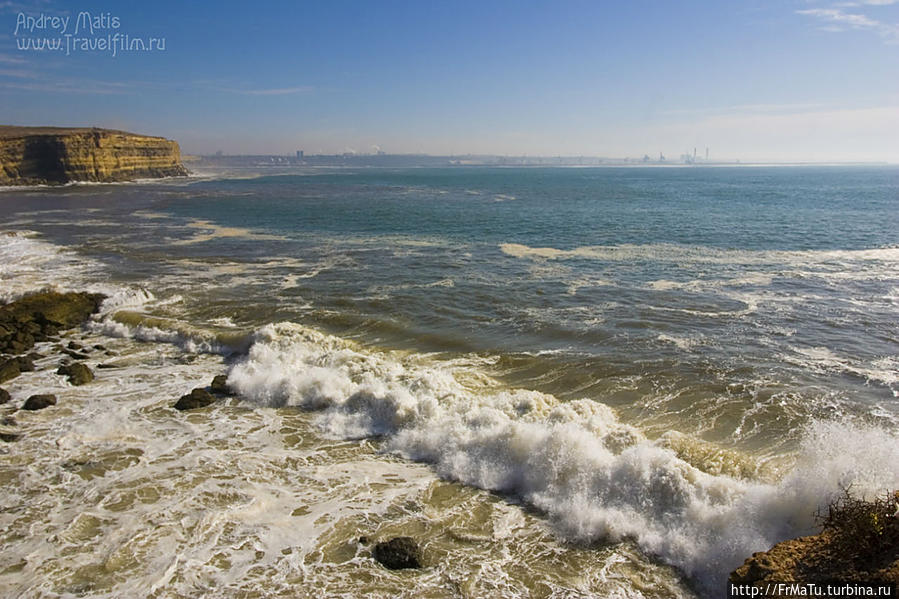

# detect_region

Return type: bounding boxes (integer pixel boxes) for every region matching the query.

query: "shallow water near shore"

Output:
[1,165,898,597]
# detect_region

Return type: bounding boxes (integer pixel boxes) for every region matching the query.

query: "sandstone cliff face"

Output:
[0,126,188,185]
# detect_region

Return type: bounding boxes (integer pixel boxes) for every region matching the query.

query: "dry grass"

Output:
[816,487,899,564]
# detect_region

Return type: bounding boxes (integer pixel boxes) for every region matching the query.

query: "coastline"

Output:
[1,165,897,597]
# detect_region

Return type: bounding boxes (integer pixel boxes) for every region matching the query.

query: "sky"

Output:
[0,0,897,162]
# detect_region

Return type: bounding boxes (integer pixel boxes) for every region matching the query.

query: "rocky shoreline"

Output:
[0,289,426,576]
[4,290,896,590]
[0,291,105,416]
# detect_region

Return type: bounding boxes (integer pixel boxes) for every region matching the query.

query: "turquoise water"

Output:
[1,165,898,597]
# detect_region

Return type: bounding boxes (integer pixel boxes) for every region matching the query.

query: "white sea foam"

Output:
[500,241,899,271]
[0,231,106,301]
[657,333,705,351]
[89,316,252,355]
[228,322,899,591]
[784,346,899,396]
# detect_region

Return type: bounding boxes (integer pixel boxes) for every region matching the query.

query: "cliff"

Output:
[730,491,899,593]
[0,126,188,185]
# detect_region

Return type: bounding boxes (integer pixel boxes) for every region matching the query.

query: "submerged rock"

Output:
[0,387,10,404]
[174,388,216,411]
[0,431,19,442]
[60,348,90,360]
[22,394,56,411]
[210,374,231,396]
[57,363,94,386]
[372,537,423,570]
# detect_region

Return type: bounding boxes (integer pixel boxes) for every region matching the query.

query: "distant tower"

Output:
[296,150,304,160]
[659,152,665,161]
[705,147,709,161]
[693,148,697,161]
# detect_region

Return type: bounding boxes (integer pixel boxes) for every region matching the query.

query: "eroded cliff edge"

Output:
[730,491,899,592]
[0,126,188,185]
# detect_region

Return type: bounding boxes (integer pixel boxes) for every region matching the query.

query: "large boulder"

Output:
[0,358,20,384]
[22,394,56,411]
[372,537,423,570]
[57,363,94,386]
[174,388,216,411]
[13,355,34,372]
[0,291,105,355]
[0,387,10,404]
[210,375,232,396]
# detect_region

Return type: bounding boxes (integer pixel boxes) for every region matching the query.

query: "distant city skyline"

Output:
[1,0,897,162]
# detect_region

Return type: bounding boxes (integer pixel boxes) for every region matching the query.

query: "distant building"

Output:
[296,150,304,160]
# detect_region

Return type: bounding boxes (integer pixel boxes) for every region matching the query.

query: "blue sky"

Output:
[1,0,897,161]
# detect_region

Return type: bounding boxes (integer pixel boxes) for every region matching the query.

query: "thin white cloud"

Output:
[221,86,314,96]
[663,102,829,117]
[796,5,899,41]
[0,53,26,64]
[0,78,132,94]
[0,67,35,78]
[797,8,879,27]
[837,0,899,6]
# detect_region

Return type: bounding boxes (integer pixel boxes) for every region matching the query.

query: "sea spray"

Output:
[229,322,899,590]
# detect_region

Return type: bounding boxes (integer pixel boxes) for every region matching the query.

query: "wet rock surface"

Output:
[372,537,423,570]
[22,394,56,411]
[57,363,94,386]
[174,388,216,411]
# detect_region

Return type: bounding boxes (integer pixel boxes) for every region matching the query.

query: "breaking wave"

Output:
[227,322,899,591]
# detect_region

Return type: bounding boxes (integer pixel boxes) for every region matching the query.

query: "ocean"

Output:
[1,165,898,598]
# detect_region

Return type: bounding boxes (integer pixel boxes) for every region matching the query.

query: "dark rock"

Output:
[22,394,56,411]
[0,431,19,442]
[174,388,216,411]
[2,291,104,328]
[26,351,45,361]
[67,341,84,351]
[358,536,370,545]
[372,537,422,570]
[0,387,9,404]
[57,363,94,386]
[92,344,106,351]
[96,363,119,369]
[61,349,90,360]
[0,358,20,384]
[0,291,104,355]
[210,374,232,396]
[1,415,16,426]
[12,355,34,372]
